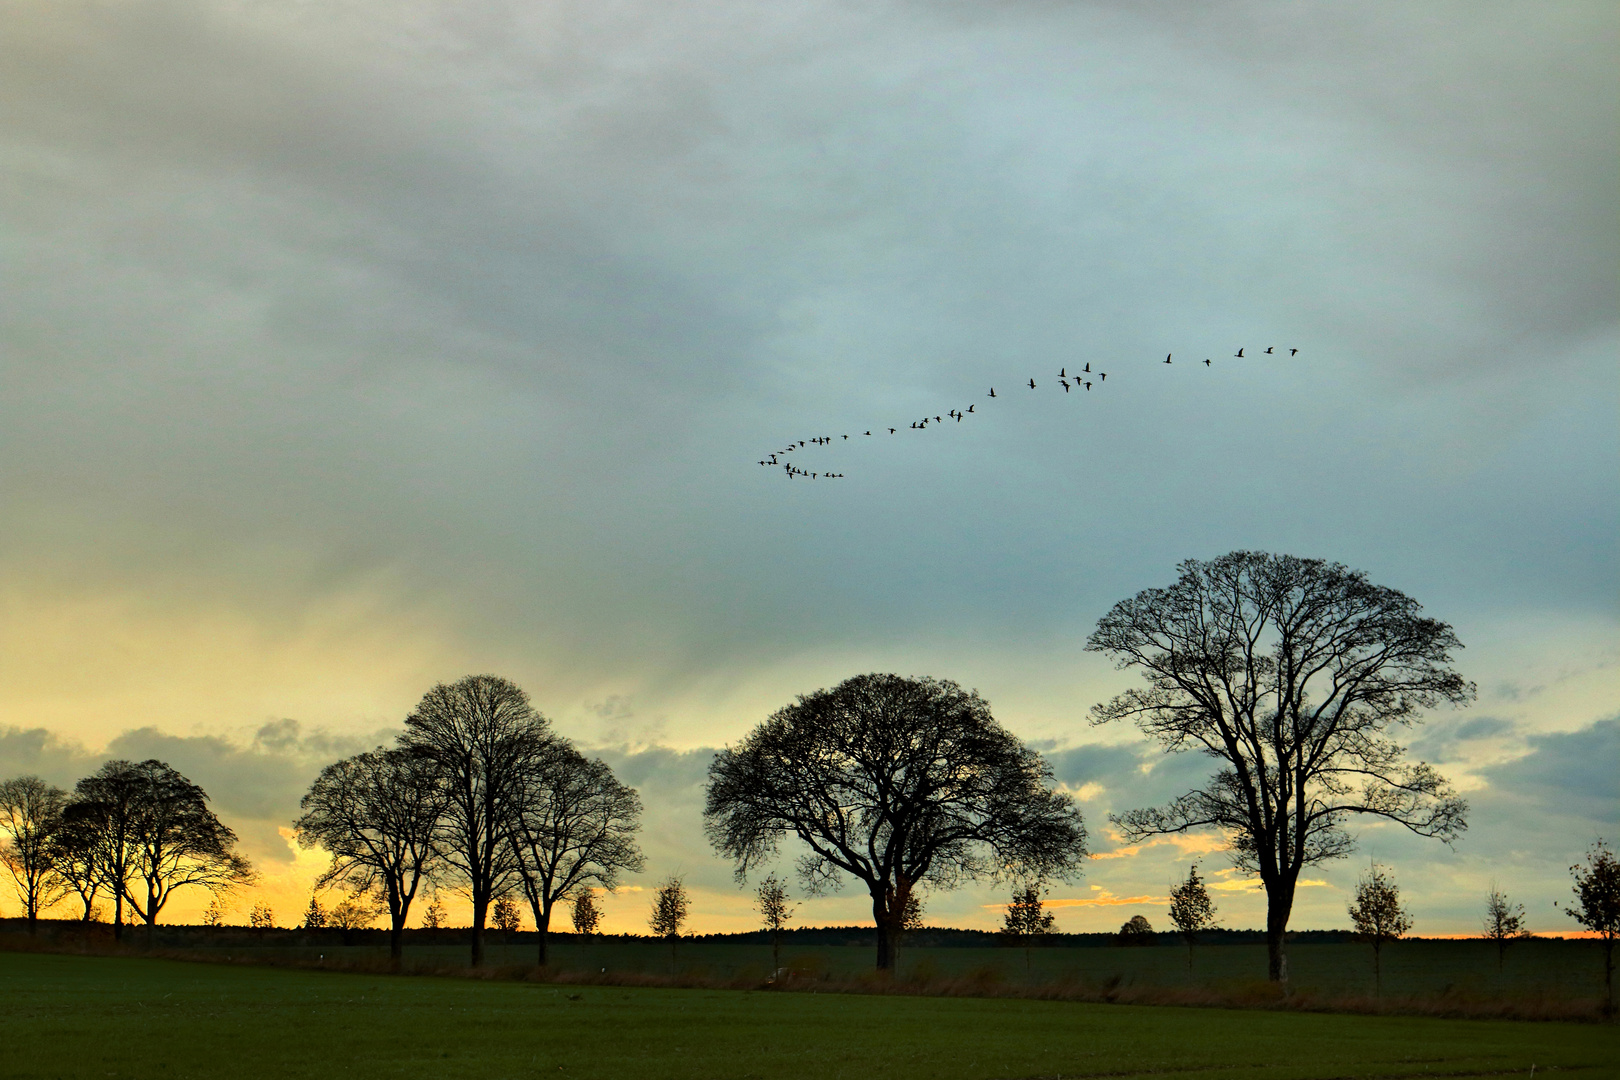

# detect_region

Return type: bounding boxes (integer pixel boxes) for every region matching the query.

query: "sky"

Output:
[1,0,1615,937]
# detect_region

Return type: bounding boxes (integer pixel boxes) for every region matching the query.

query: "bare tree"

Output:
[755,872,797,976]
[328,891,383,934]
[705,673,1087,970]
[248,902,275,930]
[505,741,645,966]
[65,760,254,943]
[1348,862,1412,996]
[295,747,446,963]
[1167,864,1219,974]
[1001,883,1056,974]
[402,674,552,967]
[648,875,689,972]
[46,809,103,922]
[1482,885,1527,971]
[1086,552,1471,982]
[1562,840,1619,1015]
[0,776,69,932]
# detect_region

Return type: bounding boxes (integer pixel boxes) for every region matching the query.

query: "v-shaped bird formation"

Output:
[758,345,1300,478]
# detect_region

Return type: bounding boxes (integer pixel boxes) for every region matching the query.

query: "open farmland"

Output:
[88,927,1610,1010]
[4,951,1616,1080]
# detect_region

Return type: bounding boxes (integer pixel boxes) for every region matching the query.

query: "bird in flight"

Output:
[759,337,1295,477]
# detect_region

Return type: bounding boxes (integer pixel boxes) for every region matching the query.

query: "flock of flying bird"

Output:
[759,345,1301,479]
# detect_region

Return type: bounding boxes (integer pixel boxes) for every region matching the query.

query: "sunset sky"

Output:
[1,1,1615,936]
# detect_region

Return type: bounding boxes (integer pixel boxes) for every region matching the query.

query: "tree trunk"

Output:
[535,903,551,967]
[1373,941,1383,997]
[112,890,124,942]
[871,893,897,971]
[389,915,405,965]
[1264,877,1296,984]
[470,894,489,968]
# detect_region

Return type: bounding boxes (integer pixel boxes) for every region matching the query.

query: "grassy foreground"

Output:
[4,952,1617,1080]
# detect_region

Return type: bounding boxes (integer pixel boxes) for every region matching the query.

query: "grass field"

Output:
[4,951,1616,1080]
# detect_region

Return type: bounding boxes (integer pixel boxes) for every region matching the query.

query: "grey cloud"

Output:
[0,720,390,864]
[1478,717,1619,826]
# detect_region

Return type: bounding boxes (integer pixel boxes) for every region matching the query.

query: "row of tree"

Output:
[3,552,1616,998]
[0,764,253,942]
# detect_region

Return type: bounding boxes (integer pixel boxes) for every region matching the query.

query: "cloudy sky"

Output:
[2,0,1614,936]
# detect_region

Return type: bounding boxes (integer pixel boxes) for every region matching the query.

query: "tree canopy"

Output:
[1087,551,1471,981]
[704,673,1087,970]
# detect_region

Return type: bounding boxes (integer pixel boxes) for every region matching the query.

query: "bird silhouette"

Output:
[989,387,996,397]
[864,430,871,436]
[1028,378,1036,389]
[1099,372,1106,381]
[1061,379,1071,392]
[1264,347,1274,354]
[1165,353,1172,364]
[889,428,896,434]
[1289,348,1298,356]
[1234,348,1244,357]
[1083,363,1091,373]
[967,404,975,413]
[1204,358,1211,366]
[1084,381,1092,390]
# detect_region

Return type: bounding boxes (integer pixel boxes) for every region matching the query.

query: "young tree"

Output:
[755,872,797,976]
[402,674,552,967]
[648,875,689,972]
[1117,914,1156,946]
[249,902,275,930]
[201,898,227,928]
[1001,884,1056,974]
[1562,840,1620,1015]
[1348,863,1412,996]
[571,890,601,938]
[295,747,447,963]
[0,776,70,932]
[491,893,522,936]
[1482,885,1527,971]
[303,894,328,930]
[1087,552,1471,982]
[66,760,254,944]
[505,741,645,966]
[705,673,1088,970]
[1167,864,1219,974]
[421,893,448,930]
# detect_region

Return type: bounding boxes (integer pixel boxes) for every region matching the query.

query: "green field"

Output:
[3,951,1616,1080]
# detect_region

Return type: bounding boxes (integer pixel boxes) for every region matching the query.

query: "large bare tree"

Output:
[295,747,447,964]
[1086,551,1471,982]
[705,673,1088,970]
[0,776,70,932]
[66,760,254,943]
[506,740,644,966]
[402,674,551,967]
